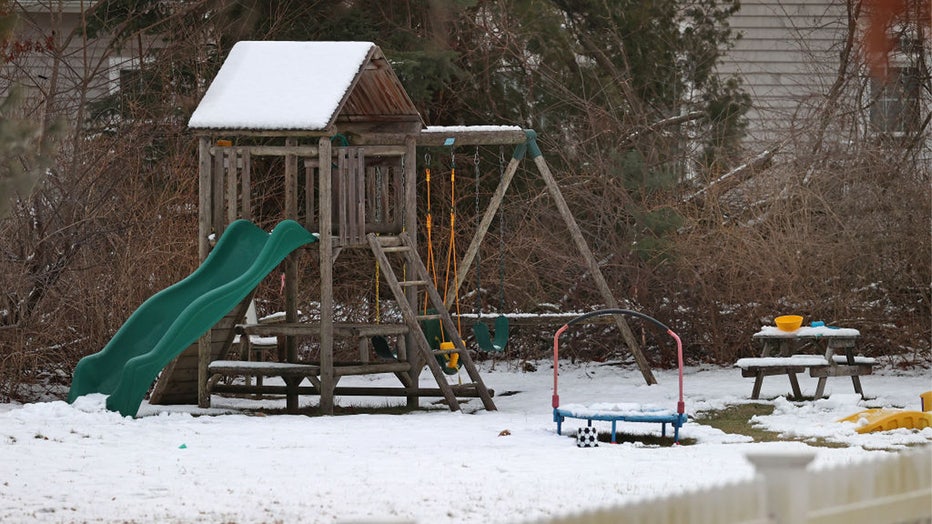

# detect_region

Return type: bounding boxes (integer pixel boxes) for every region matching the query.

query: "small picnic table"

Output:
[736,326,874,399]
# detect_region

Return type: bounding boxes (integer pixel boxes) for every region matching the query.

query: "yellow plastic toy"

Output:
[839,391,932,434]
[440,341,459,369]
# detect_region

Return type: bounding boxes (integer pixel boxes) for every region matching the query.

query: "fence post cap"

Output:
[746,451,816,470]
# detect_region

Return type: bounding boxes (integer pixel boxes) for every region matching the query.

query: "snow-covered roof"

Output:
[188,41,423,132]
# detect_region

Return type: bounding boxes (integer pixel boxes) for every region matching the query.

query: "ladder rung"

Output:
[416,314,442,321]
[399,280,428,287]
[433,348,462,356]
[376,236,404,247]
[380,246,411,253]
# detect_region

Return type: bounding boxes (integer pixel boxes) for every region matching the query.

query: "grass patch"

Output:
[595,431,697,447]
[694,403,849,448]
[695,403,778,441]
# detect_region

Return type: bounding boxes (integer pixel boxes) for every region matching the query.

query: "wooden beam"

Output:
[532,154,657,385]
[284,137,298,364]
[210,384,493,399]
[192,129,335,138]
[197,137,211,261]
[403,135,419,407]
[208,144,407,157]
[350,128,528,147]
[318,136,335,415]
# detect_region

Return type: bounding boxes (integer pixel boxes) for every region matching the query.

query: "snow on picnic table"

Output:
[0,363,929,523]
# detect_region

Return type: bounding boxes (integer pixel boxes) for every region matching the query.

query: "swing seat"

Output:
[420,311,460,375]
[371,335,396,360]
[473,315,509,353]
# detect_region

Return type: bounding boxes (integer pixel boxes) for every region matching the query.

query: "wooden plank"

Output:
[741,367,807,378]
[241,149,251,220]
[355,148,366,244]
[304,160,316,231]
[201,145,411,159]
[212,147,225,236]
[337,148,348,245]
[197,137,212,261]
[391,163,402,231]
[809,365,874,378]
[209,361,320,377]
[332,361,412,376]
[352,129,528,146]
[225,147,237,224]
[238,322,407,337]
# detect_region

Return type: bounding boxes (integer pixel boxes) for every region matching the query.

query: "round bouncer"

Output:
[552,309,687,444]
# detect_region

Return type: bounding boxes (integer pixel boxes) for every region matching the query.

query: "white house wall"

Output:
[718,0,852,148]
[2,1,147,125]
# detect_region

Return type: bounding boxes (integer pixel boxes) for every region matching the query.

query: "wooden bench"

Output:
[735,356,830,399]
[740,326,874,399]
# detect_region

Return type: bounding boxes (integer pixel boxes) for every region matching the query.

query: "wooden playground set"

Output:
[66,41,931,446]
[68,41,680,438]
[173,40,658,415]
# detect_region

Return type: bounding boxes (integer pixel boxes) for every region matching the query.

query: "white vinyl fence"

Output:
[541,447,932,524]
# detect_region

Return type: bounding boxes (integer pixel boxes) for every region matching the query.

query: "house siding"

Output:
[718,0,852,147]
[2,1,145,124]
[720,0,931,160]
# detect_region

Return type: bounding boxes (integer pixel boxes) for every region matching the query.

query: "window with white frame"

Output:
[867,21,927,136]
[870,65,922,135]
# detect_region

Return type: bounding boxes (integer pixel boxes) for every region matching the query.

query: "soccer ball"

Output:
[576,426,599,447]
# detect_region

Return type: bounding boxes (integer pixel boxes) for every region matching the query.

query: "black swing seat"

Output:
[371,335,397,360]
[473,315,510,353]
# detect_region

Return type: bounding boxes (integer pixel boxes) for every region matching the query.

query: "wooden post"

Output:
[318,136,335,415]
[403,135,419,408]
[197,137,212,261]
[355,148,366,244]
[197,330,211,408]
[532,154,657,386]
[197,136,212,408]
[241,149,251,221]
[284,138,298,369]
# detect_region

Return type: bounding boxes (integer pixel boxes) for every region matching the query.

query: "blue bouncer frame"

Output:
[552,309,687,444]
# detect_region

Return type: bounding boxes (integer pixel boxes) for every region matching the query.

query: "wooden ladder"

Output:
[367,232,496,412]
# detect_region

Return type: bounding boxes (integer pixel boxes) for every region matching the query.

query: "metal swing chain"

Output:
[474,146,482,319]
[422,152,435,314]
[498,145,506,312]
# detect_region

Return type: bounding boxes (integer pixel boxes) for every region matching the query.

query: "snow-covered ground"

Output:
[1,362,929,523]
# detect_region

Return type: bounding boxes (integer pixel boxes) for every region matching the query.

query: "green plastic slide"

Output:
[67,219,317,417]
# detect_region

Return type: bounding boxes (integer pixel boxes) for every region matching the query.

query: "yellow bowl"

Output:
[775,315,803,331]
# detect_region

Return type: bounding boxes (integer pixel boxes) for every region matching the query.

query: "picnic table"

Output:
[735,325,875,399]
